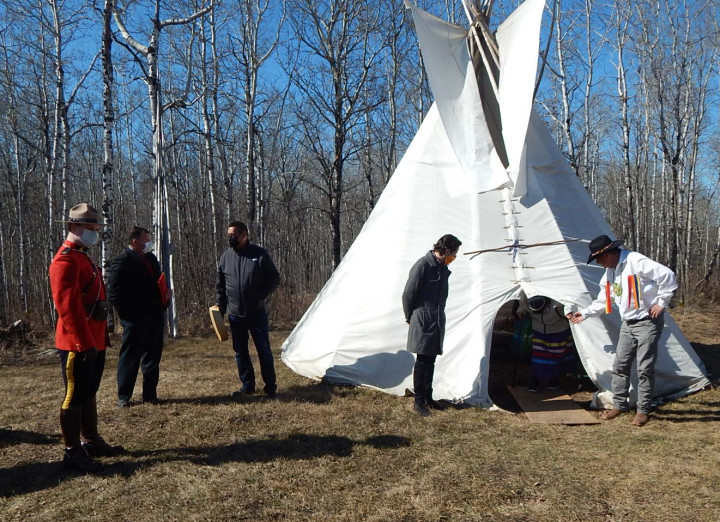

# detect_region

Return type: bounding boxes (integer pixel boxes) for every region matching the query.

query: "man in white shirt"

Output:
[567,235,677,427]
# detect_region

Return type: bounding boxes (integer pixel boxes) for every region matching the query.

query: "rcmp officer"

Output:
[49,203,122,471]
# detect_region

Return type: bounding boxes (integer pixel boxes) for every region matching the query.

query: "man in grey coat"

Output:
[402,234,461,416]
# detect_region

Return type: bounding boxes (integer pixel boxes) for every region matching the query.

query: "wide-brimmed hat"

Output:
[587,234,624,264]
[58,203,106,225]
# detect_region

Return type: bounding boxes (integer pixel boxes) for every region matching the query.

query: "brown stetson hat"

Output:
[587,234,624,264]
[58,203,106,225]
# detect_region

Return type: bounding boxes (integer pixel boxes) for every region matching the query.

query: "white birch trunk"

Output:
[101,0,116,331]
[114,0,214,338]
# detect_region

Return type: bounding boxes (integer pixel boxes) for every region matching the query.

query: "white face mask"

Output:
[79,229,99,247]
[143,240,154,254]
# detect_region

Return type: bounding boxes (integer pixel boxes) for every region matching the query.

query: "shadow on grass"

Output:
[0,461,66,497]
[0,433,411,498]
[654,405,720,423]
[162,394,248,406]
[161,382,358,406]
[0,428,60,449]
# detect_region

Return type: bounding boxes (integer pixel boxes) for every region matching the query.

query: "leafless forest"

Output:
[0,0,718,334]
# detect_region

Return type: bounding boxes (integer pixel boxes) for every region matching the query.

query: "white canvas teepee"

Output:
[281,0,709,408]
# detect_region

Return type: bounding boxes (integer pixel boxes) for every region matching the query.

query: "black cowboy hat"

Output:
[587,234,624,264]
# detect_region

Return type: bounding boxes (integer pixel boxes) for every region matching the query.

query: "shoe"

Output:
[143,397,165,405]
[427,399,446,410]
[547,379,560,390]
[265,390,277,399]
[82,437,125,458]
[231,388,255,398]
[631,412,649,427]
[63,447,103,473]
[413,402,431,417]
[117,399,130,408]
[528,378,540,392]
[601,408,625,421]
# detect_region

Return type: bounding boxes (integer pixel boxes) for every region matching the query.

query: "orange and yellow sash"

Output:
[627,275,641,309]
[605,282,612,314]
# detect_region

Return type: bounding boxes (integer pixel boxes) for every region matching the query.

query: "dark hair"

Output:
[528,296,547,313]
[228,221,248,234]
[434,234,461,254]
[129,226,150,243]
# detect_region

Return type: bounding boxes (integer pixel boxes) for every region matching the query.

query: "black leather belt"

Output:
[626,317,649,325]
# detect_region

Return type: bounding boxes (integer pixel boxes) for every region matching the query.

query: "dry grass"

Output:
[1,306,720,521]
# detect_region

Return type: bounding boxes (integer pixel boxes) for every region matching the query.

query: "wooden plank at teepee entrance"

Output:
[507,386,601,425]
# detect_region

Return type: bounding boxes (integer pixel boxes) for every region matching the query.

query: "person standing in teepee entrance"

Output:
[567,235,678,427]
[402,234,462,416]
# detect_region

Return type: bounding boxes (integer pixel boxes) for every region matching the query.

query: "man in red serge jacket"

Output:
[49,203,122,472]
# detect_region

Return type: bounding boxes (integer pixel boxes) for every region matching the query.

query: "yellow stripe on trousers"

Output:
[62,351,76,410]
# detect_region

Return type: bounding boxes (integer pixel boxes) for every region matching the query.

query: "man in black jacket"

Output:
[107,226,167,407]
[216,221,280,398]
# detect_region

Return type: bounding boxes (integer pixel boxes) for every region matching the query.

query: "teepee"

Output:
[281,0,709,408]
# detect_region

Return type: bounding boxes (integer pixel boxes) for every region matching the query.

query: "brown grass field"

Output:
[1,304,719,521]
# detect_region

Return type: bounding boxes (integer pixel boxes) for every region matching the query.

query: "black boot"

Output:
[61,408,102,472]
[425,363,445,410]
[413,360,431,417]
[426,389,446,410]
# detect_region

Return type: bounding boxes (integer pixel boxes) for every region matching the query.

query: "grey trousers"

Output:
[612,315,664,414]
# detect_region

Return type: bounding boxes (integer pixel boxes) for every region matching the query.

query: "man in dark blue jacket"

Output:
[216,221,280,398]
[107,226,167,407]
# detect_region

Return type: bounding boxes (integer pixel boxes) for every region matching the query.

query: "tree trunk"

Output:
[101,0,116,329]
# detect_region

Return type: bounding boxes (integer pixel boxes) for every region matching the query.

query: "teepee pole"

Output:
[484,0,494,21]
[461,0,499,97]
[474,15,499,62]
[533,0,558,100]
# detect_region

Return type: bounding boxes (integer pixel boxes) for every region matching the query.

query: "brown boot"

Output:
[631,412,649,427]
[81,398,124,457]
[601,408,624,421]
[60,407,82,449]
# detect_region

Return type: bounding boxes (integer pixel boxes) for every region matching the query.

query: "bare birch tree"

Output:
[612,1,637,249]
[289,0,385,269]
[99,0,116,332]
[225,0,285,241]
[113,0,213,336]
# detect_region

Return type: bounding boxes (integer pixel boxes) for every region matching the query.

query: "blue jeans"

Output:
[228,311,276,393]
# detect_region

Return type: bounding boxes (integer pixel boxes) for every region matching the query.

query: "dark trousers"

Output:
[117,315,165,401]
[59,349,106,409]
[413,354,437,405]
[229,310,276,394]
